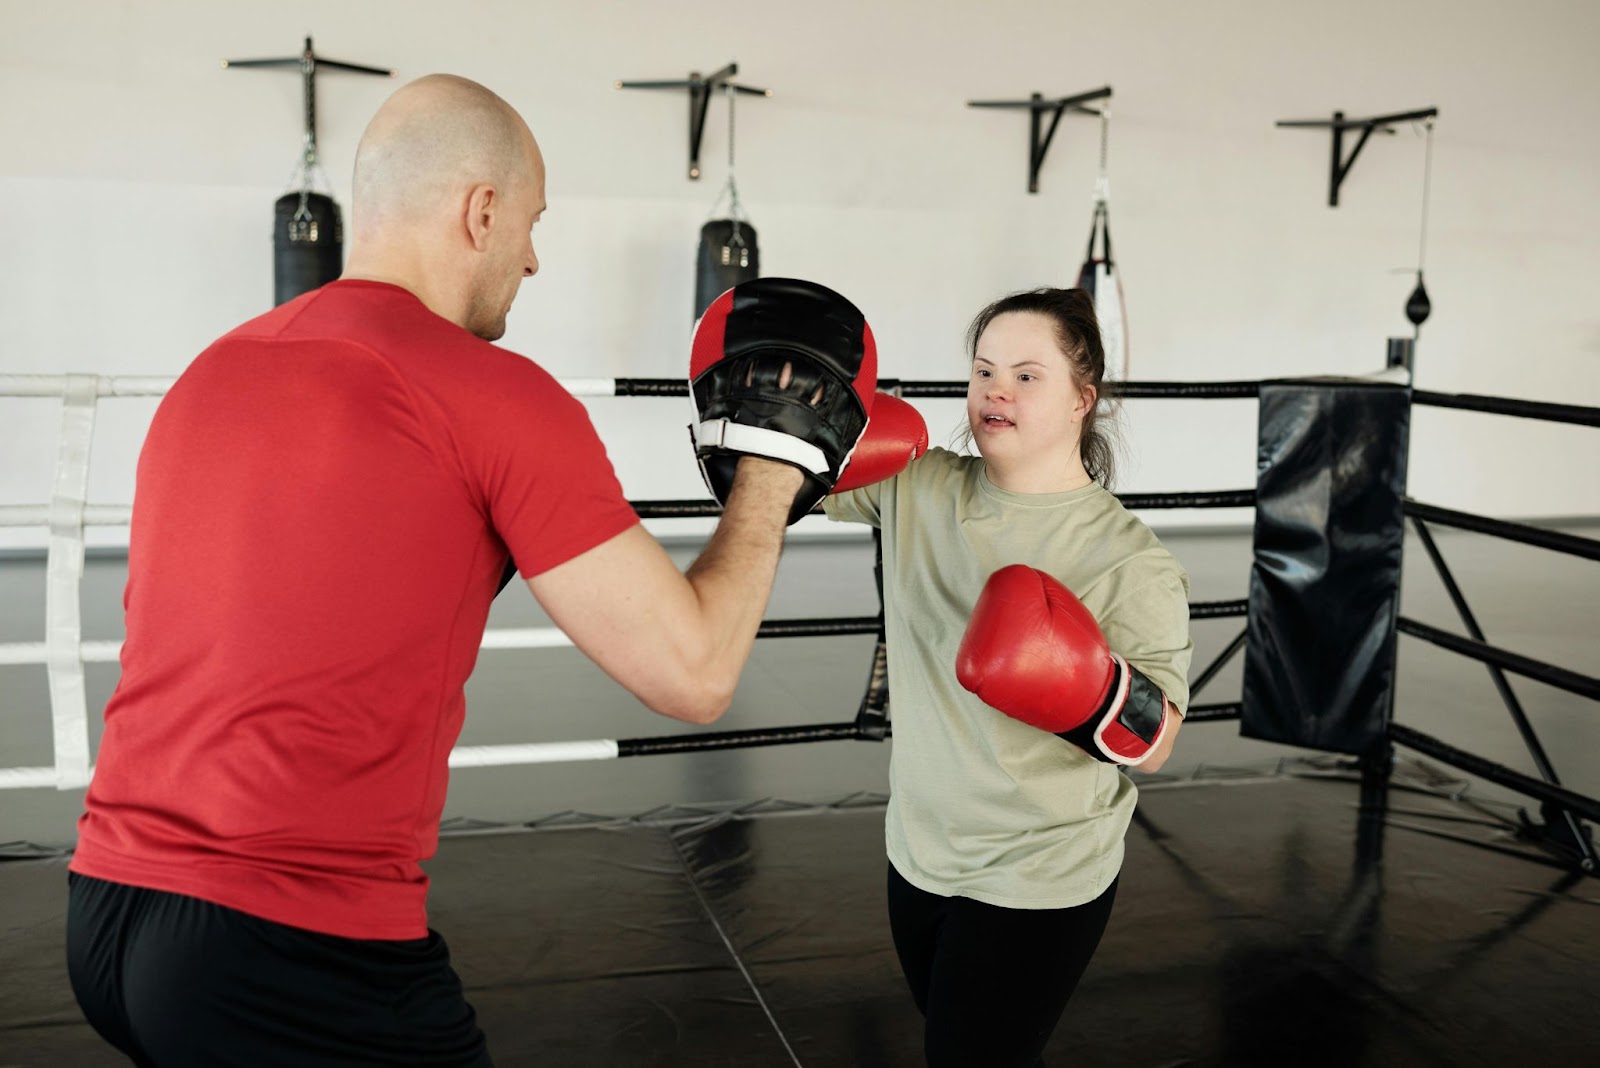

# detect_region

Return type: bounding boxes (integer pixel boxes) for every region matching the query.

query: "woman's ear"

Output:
[1074,382,1098,420]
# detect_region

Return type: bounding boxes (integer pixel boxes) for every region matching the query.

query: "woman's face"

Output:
[966,311,1091,469]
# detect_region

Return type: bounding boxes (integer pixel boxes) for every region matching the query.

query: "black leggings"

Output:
[887,863,1118,1068]
[66,873,492,1067]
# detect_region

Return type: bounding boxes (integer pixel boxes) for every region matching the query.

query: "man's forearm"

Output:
[682,459,805,699]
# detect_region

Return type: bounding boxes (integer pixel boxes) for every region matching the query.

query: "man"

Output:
[65,75,843,1065]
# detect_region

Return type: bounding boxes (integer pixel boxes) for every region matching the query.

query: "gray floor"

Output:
[1,523,1596,849]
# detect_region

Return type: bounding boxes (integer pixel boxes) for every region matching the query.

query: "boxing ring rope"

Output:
[1412,388,1600,428]
[627,490,1255,520]
[4,366,1595,875]
[0,375,176,398]
[1394,618,1600,702]
[1385,724,1600,827]
[1388,392,1600,870]
[0,372,1256,792]
[1402,500,1600,562]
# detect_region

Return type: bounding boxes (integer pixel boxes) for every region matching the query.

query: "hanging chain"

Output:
[283,52,332,233]
[1417,120,1434,274]
[701,79,748,267]
[727,77,737,176]
[1093,105,1111,205]
[724,81,746,238]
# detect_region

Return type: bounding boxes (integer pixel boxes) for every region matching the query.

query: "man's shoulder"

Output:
[223,283,555,386]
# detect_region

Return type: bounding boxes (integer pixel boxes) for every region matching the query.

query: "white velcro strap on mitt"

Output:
[692,419,831,475]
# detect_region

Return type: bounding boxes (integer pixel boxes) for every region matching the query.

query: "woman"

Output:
[825,287,1192,1066]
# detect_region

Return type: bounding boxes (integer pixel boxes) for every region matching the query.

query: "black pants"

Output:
[887,863,1117,1068]
[66,873,492,1067]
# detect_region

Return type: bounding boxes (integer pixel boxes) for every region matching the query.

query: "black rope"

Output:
[756,616,879,639]
[1189,599,1249,619]
[1412,390,1600,428]
[1115,490,1255,510]
[631,490,1255,519]
[1404,500,1600,562]
[1390,723,1600,826]
[1397,618,1600,702]
[608,377,1266,399]
[884,379,1263,400]
[613,378,689,397]
[1184,703,1243,722]
[618,722,866,757]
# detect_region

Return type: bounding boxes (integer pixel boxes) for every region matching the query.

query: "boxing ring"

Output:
[1,368,1596,1065]
[0,372,1259,792]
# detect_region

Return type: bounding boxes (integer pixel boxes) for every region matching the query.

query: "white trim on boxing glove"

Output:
[692,419,832,475]
[1088,654,1172,767]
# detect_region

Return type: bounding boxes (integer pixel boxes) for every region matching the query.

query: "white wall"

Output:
[2,0,1597,550]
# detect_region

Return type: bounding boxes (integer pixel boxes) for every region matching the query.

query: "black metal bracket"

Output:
[967,87,1112,193]
[616,62,770,180]
[1276,107,1437,207]
[224,36,393,168]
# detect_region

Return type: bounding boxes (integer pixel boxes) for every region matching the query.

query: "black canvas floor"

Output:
[3,757,1594,1068]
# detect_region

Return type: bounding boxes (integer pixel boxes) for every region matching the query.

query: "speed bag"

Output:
[694,219,759,320]
[274,191,344,306]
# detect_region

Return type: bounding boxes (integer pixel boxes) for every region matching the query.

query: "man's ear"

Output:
[465,184,497,252]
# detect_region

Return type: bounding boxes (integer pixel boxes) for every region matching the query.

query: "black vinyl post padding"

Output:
[1242,382,1411,755]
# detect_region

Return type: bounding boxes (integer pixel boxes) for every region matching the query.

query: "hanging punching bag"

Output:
[694,219,759,320]
[1077,202,1128,380]
[274,190,344,306]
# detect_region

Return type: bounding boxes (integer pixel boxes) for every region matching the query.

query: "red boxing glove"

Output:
[955,564,1172,765]
[833,393,928,493]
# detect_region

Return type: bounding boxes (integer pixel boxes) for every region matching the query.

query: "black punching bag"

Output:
[274,190,344,306]
[694,219,759,320]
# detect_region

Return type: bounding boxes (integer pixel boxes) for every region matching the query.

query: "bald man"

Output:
[66,75,805,1066]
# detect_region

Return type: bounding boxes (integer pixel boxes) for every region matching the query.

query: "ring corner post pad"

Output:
[1240,377,1411,757]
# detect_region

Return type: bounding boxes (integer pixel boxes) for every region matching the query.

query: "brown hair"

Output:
[961,287,1120,487]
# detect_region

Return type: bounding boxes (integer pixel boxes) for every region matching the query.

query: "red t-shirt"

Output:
[71,281,640,939]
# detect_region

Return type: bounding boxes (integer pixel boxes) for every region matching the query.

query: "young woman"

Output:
[825,287,1192,1067]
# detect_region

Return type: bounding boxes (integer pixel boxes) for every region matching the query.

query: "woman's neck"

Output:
[983,452,1094,495]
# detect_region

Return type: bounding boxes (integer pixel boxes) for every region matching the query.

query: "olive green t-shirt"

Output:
[824,448,1192,908]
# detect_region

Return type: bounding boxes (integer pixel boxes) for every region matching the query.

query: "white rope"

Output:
[0,767,65,790]
[0,628,575,666]
[0,737,627,790]
[0,374,176,397]
[478,627,574,651]
[0,374,631,400]
[0,371,739,793]
[45,376,98,790]
[557,378,625,397]
[0,640,122,666]
[0,376,632,534]
[448,740,620,768]
[0,505,132,527]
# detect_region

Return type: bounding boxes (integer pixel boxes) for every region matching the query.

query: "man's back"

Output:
[71,280,637,939]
